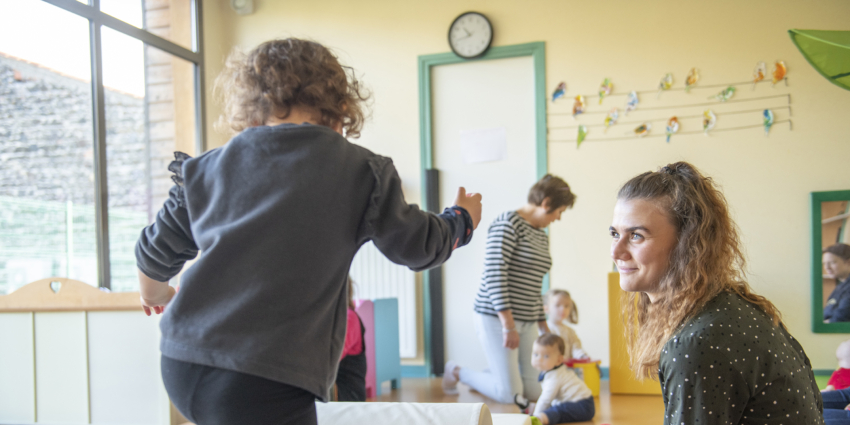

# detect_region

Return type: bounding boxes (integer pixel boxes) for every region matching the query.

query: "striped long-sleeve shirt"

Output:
[473,211,551,322]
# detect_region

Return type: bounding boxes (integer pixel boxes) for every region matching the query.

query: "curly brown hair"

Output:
[618,161,781,380]
[214,38,370,137]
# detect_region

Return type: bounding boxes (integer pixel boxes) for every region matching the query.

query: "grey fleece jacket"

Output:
[135,123,473,401]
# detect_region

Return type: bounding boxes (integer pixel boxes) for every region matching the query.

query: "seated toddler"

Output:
[529,334,594,424]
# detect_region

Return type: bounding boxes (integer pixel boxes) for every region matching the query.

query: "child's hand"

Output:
[138,269,178,316]
[454,187,482,230]
[140,285,175,316]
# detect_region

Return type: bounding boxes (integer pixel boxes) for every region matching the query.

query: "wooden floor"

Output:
[369,378,665,425]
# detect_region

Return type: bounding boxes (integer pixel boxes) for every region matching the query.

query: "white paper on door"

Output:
[459,127,507,164]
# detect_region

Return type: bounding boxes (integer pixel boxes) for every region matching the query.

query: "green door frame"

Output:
[404,42,548,378]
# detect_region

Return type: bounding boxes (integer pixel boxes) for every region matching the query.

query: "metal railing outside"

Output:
[0,195,146,295]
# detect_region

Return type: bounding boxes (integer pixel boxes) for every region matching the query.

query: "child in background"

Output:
[544,289,589,360]
[825,339,850,391]
[335,276,367,401]
[529,334,594,424]
[135,38,482,425]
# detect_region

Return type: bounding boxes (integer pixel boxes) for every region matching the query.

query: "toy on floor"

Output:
[826,339,850,391]
[564,358,602,397]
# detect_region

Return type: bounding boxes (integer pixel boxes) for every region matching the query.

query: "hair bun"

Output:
[660,164,678,175]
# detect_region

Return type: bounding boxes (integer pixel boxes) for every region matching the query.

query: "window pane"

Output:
[100,0,195,51]
[101,27,197,292]
[0,2,98,295]
[99,0,143,27]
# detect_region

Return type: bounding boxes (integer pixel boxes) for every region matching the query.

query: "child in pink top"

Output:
[341,308,364,359]
[336,277,367,401]
[826,339,850,391]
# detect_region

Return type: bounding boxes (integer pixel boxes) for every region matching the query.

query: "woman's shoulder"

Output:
[682,291,772,325]
[495,210,520,222]
[491,210,542,232]
[664,292,781,358]
[702,291,777,326]
[835,278,850,297]
[488,211,523,230]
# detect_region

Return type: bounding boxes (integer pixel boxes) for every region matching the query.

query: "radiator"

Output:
[349,242,417,359]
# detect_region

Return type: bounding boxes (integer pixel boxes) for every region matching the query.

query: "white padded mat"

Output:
[316,402,493,425]
[491,413,533,425]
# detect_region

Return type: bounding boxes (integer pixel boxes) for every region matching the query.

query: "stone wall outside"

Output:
[0,0,191,295]
[0,53,152,294]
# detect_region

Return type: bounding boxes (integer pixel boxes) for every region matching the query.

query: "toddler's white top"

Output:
[533,365,592,417]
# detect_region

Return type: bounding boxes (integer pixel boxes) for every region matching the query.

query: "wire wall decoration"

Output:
[548,63,793,148]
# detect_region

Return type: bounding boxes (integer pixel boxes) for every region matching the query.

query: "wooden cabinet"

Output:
[0,278,177,425]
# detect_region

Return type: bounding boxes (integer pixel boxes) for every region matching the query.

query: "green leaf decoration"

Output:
[789,29,850,91]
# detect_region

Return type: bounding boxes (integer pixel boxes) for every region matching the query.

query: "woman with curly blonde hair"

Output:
[135,38,482,424]
[609,162,823,424]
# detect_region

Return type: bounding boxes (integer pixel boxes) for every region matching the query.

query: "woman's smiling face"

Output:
[610,198,679,302]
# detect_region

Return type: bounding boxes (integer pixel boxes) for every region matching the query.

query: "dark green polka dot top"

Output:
[658,291,824,425]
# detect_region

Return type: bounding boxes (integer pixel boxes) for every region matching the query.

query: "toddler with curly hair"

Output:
[135,38,482,425]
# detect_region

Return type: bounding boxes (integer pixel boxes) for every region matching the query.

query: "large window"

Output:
[0,0,204,294]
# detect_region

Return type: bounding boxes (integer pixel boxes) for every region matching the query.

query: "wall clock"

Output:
[448,12,493,59]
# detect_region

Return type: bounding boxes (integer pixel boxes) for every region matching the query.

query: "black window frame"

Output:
[40,0,206,289]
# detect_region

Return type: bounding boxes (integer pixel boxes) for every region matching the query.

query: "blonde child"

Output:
[544,289,589,360]
[136,38,482,425]
[528,334,594,424]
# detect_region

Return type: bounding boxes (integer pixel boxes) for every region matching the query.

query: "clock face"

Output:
[448,12,493,59]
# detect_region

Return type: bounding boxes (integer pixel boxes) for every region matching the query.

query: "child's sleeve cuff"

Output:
[439,206,474,250]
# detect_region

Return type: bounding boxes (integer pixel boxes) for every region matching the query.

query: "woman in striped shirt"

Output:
[442,175,577,405]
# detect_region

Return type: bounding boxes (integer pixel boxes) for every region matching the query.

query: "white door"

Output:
[432,56,538,370]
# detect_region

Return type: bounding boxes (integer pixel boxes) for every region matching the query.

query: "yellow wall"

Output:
[203,0,850,369]
[608,273,660,394]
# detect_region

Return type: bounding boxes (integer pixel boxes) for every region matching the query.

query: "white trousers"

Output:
[458,313,541,404]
